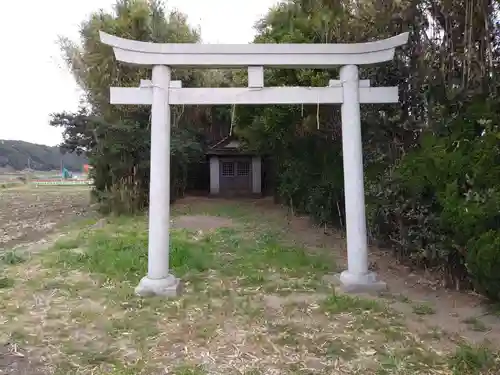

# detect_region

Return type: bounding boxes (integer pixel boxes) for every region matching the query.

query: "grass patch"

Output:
[321,293,386,314]
[393,293,412,303]
[377,346,446,374]
[324,338,358,360]
[173,364,207,375]
[0,250,26,265]
[104,310,161,340]
[211,228,335,289]
[0,276,15,289]
[462,317,490,332]
[421,326,446,340]
[48,218,335,291]
[448,344,500,374]
[172,201,262,222]
[53,237,83,250]
[63,343,118,367]
[412,302,436,315]
[50,226,215,283]
[4,201,500,374]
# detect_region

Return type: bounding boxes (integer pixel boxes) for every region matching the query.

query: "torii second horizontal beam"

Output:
[109,86,398,105]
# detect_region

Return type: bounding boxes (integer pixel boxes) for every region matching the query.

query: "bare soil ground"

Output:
[0,195,499,374]
[0,186,92,250]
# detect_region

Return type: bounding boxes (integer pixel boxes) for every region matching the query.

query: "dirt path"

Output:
[285,216,500,348]
[176,196,500,349]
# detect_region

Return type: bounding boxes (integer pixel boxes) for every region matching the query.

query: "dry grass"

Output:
[0,199,499,374]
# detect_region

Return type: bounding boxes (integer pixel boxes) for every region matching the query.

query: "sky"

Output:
[0,0,279,146]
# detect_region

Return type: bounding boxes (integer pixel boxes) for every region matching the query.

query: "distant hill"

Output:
[0,140,88,172]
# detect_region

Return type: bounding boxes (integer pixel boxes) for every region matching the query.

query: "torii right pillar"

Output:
[337,64,386,293]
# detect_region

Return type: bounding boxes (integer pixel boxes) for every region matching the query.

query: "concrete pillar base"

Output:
[135,274,182,297]
[326,271,387,295]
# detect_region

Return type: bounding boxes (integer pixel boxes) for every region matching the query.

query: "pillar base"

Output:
[135,274,182,297]
[327,271,387,294]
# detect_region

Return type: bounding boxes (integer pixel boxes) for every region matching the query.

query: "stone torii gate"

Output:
[99,31,408,297]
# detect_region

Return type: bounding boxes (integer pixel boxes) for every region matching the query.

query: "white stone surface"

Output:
[135,274,182,297]
[329,79,370,87]
[209,156,220,195]
[248,66,264,88]
[338,270,387,293]
[100,31,409,67]
[140,65,180,296]
[252,156,262,194]
[110,86,398,105]
[323,273,387,294]
[339,64,384,290]
[139,79,182,88]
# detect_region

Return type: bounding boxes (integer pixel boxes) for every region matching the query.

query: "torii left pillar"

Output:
[135,65,181,297]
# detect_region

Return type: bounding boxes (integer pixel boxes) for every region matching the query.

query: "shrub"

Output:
[466,231,500,301]
[368,97,500,298]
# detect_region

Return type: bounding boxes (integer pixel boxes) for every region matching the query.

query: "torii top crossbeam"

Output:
[99,31,408,67]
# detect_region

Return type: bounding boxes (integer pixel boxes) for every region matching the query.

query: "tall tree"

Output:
[51,0,213,213]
